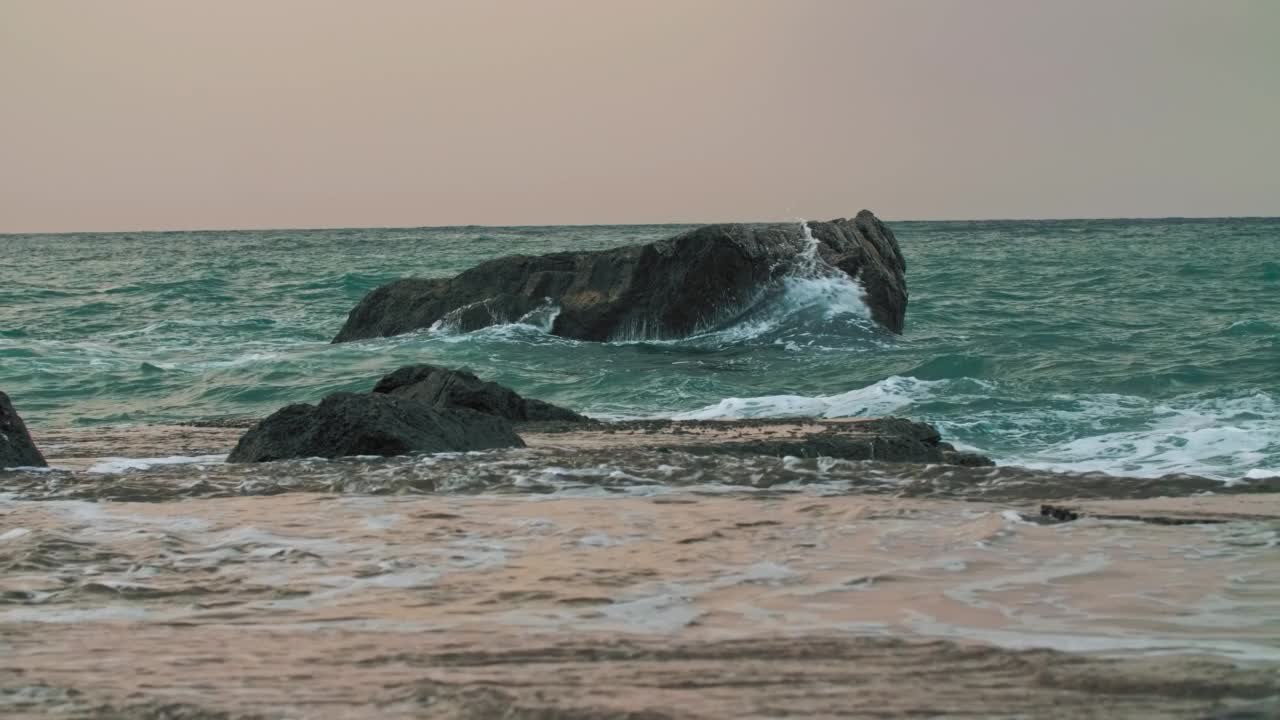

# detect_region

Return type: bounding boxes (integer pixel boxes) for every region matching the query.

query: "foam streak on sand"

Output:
[85,454,225,474]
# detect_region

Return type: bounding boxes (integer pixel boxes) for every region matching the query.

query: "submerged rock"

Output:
[373,364,588,423]
[227,392,524,463]
[0,391,46,468]
[332,210,907,343]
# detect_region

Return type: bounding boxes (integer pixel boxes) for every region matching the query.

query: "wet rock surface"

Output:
[332,210,908,343]
[221,369,988,466]
[373,364,587,423]
[226,392,524,463]
[10,421,1280,504]
[523,417,993,466]
[0,392,45,469]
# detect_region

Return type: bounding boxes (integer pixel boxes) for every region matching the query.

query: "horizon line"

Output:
[3,212,1279,237]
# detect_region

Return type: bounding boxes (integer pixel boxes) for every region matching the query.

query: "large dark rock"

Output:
[0,391,46,468]
[227,392,524,463]
[373,364,587,423]
[333,210,907,343]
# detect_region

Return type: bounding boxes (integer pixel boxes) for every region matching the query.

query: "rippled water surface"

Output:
[2,217,1278,478]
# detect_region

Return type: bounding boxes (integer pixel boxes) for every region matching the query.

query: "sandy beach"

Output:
[3,423,1279,718]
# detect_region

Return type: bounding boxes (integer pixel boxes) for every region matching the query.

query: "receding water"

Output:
[2,217,1278,479]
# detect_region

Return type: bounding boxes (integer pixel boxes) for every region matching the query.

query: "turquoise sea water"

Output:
[2,218,1278,479]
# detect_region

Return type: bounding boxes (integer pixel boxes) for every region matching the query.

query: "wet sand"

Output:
[2,423,1279,717]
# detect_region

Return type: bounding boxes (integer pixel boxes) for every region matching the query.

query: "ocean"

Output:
[5,217,1280,716]
[2,217,1278,480]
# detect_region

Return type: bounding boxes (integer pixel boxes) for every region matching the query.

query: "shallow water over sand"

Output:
[3,490,1280,718]
[3,426,1280,718]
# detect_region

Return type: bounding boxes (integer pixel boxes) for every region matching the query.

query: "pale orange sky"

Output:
[2,0,1278,232]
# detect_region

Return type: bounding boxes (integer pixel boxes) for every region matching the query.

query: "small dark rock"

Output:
[1039,504,1080,522]
[0,391,46,469]
[227,392,524,463]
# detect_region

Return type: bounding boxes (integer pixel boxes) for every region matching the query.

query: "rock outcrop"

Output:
[333,210,907,343]
[519,417,993,467]
[0,391,47,468]
[227,392,524,463]
[699,418,995,466]
[373,364,587,423]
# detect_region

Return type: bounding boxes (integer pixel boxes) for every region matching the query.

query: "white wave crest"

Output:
[673,376,939,420]
[703,223,874,343]
[428,298,562,338]
[1011,392,1280,480]
[613,222,876,345]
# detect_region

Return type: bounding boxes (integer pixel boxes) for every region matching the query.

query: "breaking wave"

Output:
[677,378,1280,481]
[6,217,1279,483]
[429,222,881,349]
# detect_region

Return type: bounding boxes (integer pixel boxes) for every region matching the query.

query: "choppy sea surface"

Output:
[5,219,1280,716]
[2,218,1278,480]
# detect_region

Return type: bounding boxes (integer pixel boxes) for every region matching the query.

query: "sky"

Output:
[2,0,1278,232]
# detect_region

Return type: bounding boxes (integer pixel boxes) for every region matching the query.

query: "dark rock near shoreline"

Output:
[227,392,524,463]
[676,418,992,466]
[373,364,587,423]
[517,417,994,467]
[332,210,907,343]
[210,364,989,468]
[0,391,46,468]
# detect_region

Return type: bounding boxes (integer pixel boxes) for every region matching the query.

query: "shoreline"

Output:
[18,418,1280,501]
[2,489,1278,718]
[2,417,1280,712]
[5,419,1280,717]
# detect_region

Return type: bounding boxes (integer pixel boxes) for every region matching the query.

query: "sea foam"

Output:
[677,379,1280,481]
[674,375,937,421]
[87,454,227,474]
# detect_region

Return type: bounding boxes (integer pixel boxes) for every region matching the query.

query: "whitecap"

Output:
[672,381,1280,481]
[1008,391,1280,480]
[86,454,227,474]
[673,375,939,420]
